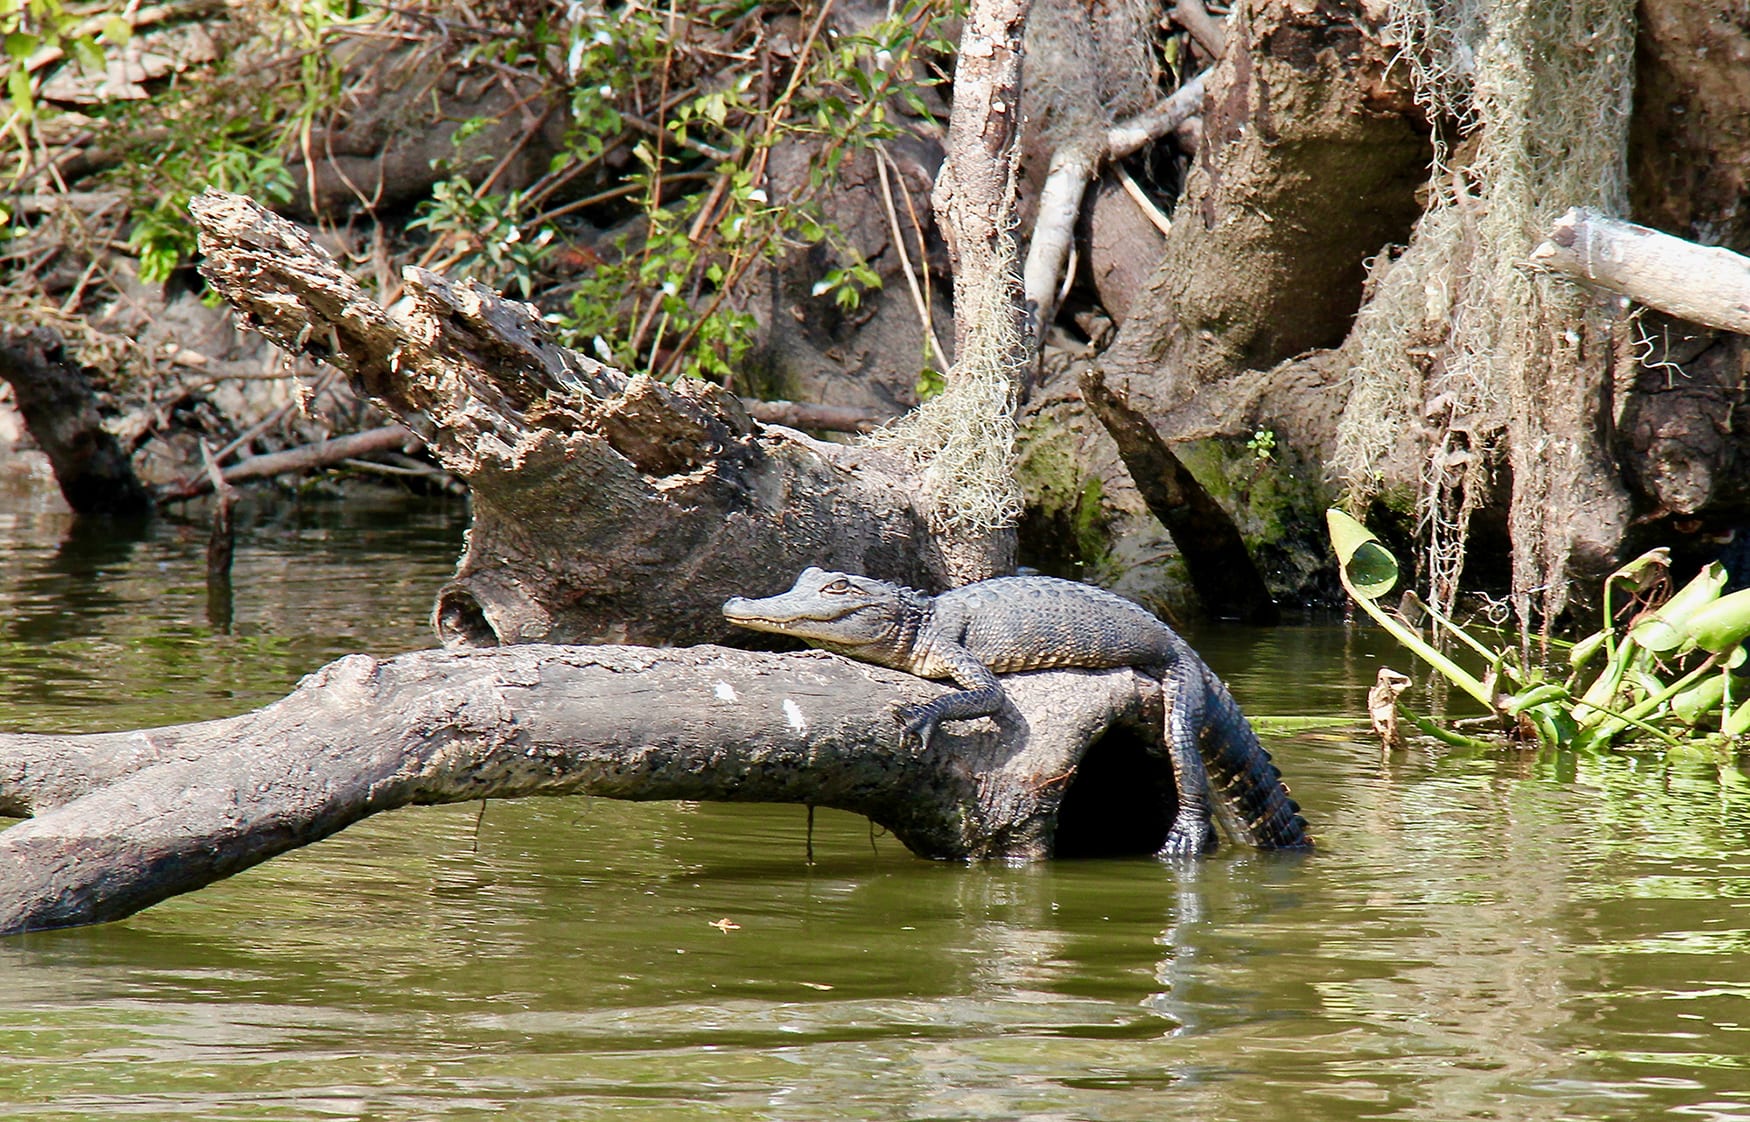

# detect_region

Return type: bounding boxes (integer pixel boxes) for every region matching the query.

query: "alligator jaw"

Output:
[723,599,850,633]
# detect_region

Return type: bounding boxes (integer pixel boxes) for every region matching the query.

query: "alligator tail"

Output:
[1197,673,1312,850]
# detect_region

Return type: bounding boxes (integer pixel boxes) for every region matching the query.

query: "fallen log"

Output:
[0,644,1168,934]
[1532,206,1750,335]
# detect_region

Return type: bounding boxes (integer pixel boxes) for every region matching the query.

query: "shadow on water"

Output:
[5,488,1750,1120]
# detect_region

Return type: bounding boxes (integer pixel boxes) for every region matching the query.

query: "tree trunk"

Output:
[1011,0,1427,609]
[0,644,1170,934]
[1099,0,1429,423]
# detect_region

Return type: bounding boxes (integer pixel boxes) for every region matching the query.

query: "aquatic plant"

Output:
[1328,508,1750,751]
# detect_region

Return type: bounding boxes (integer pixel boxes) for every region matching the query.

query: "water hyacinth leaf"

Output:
[1568,629,1609,670]
[1680,587,1750,654]
[1520,701,1577,748]
[1628,562,1727,652]
[1325,509,1492,710]
[1670,672,1727,727]
[1504,682,1568,716]
[1726,696,1750,738]
[1325,509,1398,601]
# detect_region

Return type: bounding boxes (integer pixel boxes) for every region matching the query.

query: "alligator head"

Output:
[722,567,926,660]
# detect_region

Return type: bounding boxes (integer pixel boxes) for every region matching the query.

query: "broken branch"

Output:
[1532,207,1750,335]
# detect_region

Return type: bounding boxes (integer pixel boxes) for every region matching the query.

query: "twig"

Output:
[742,399,882,433]
[157,424,414,502]
[621,111,736,163]
[1115,165,1173,236]
[1107,71,1208,161]
[874,147,947,369]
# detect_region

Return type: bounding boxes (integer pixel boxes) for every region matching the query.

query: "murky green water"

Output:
[3,492,1750,1121]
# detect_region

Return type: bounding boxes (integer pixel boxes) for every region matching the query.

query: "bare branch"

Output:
[1532,206,1750,335]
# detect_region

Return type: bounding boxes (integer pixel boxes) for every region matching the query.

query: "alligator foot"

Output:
[1157,818,1218,858]
[895,704,938,751]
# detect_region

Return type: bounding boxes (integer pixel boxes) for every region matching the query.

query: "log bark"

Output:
[188,190,958,648]
[1532,207,1750,336]
[0,644,1167,934]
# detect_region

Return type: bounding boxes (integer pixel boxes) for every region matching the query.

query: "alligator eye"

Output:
[824,578,852,593]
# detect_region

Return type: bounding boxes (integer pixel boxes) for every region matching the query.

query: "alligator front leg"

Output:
[895,644,1005,750]
[1158,664,1219,857]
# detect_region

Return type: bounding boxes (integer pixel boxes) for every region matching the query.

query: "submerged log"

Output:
[189,190,952,648]
[0,644,1172,934]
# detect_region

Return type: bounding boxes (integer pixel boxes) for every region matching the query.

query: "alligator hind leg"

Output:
[1157,665,1219,857]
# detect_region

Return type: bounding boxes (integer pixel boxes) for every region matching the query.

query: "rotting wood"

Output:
[187,189,957,648]
[1532,207,1750,336]
[0,644,1165,934]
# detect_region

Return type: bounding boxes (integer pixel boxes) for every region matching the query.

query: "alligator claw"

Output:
[895,704,937,750]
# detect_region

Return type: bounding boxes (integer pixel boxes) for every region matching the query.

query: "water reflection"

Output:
[3,502,1750,1119]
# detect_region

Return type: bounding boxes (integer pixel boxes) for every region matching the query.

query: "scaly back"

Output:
[933,576,1179,674]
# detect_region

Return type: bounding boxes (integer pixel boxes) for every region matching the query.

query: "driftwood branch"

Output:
[159,423,417,501]
[1532,206,1750,335]
[0,644,1167,934]
[189,190,956,647]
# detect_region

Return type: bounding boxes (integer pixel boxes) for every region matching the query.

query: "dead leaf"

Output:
[1368,667,1412,750]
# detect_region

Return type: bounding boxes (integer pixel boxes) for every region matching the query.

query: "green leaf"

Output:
[1681,587,1750,654]
[4,30,38,59]
[1726,696,1750,737]
[1520,701,1576,748]
[8,63,33,119]
[1671,670,1728,727]
[1325,508,1399,601]
[1504,682,1569,716]
[1628,561,1727,652]
[1325,508,1493,709]
[1568,628,1609,669]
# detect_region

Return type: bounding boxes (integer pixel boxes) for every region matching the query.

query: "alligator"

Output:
[722,568,1311,855]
